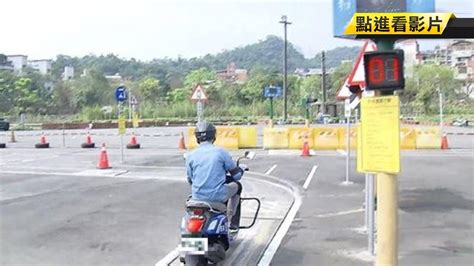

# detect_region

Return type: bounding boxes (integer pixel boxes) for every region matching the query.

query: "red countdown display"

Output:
[363,50,405,91]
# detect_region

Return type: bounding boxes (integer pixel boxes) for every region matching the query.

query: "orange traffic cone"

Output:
[126,132,140,149]
[97,143,111,169]
[40,133,47,144]
[81,132,95,148]
[441,134,449,149]
[301,137,311,157]
[35,132,50,148]
[178,132,186,150]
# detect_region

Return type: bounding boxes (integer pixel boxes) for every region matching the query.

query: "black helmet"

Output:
[195,121,216,144]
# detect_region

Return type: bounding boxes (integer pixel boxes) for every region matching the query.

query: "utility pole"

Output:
[280,15,291,122]
[321,50,327,114]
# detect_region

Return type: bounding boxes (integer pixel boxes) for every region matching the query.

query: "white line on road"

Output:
[265,164,278,175]
[315,208,364,218]
[155,248,179,266]
[257,174,302,266]
[337,149,347,156]
[302,165,318,190]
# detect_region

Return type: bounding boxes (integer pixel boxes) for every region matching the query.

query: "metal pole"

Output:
[120,134,124,163]
[321,50,327,114]
[197,101,203,123]
[280,16,291,122]
[365,173,369,230]
[283,22,288,122]
[269,97,274,120]
[128,92,132,122]
[439,90,443,134]
[368,173,375,255]
[345,117,350,183]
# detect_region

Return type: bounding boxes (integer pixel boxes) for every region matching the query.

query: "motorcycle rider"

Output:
[185,121,243,231]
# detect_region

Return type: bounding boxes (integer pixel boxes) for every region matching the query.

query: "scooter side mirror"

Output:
[244,151,256,160]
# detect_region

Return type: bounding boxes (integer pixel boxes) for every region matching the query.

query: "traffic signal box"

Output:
[364,50,405,91]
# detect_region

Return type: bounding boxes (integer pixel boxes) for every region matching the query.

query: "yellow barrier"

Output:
[187,128,199,149]
[415,127,440,149]
[339,127,358,150]
[288,127,314,149]
[263,128,289,149]
[313,128,340,150]
[187,127,239,149]
[400,127,416,149]
[238,127,257,148]
[215,127,239,149]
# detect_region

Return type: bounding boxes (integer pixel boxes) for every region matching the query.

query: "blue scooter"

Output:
[179,151,260,265]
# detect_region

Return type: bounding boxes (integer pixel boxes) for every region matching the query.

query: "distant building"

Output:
[0,55,14,71]
[7,55,28,72]
[28,59,52,75]
[396,40,421,68]
[216,63,248,83]
[105,73,123,81]
[63,66,74,80]
[450,40,473,81]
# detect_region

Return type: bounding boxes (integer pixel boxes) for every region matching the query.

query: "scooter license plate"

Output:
[178,238,208,255]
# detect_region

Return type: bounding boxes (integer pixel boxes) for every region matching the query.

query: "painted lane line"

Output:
[258,192,301,265]
[154,172,297,266]
[315,208,364,218]
[155,248,180,266]
[255,172,303,266]
[302,165,318,190]
[265,164,278,175]
[337,149,347,156]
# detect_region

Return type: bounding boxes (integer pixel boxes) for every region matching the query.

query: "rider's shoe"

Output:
[229,226,239,235]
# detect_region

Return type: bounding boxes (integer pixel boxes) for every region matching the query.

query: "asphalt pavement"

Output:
[1,126,473,265]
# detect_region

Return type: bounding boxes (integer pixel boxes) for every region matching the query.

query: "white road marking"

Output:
[155,248,180,266]
[155,172,297,266]
[315,208,364,218]
[257,175,302,266]
[302,165,318,190]
[337,149,347,155]
[264,164,278,175]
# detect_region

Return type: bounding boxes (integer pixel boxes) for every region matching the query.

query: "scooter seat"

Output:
[186,199,227,213]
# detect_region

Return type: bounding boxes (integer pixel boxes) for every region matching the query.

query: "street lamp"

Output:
[279,15,292,122]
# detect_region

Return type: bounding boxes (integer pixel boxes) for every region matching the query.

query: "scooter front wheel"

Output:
[185,254,208,266]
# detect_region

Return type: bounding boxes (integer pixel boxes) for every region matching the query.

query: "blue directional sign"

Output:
[264,86,283,98]
[115,86,128,102]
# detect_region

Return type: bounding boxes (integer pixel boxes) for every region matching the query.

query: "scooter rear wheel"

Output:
[184,255,208,266]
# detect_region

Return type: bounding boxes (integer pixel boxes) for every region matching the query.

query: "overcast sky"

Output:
[1,0,472,61]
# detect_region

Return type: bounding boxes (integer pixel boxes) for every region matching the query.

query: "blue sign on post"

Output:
[115,86,128,102]
[264,86,283,98]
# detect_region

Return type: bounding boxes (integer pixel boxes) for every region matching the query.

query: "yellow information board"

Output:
[132,113,139,128]
[360,96,400,174]
[118,116,126,135]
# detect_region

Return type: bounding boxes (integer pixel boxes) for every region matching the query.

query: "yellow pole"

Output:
[376,172,398,266]
[305,119,310,128]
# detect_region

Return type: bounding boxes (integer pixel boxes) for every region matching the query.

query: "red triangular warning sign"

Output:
[191,84,208,101]
[347,41,377,87]
[335,41,377,101]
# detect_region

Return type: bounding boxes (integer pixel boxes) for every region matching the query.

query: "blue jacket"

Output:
[186,142,242,202]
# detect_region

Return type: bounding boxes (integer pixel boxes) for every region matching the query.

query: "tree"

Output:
[184,68,216,88]
[401,64,462,114]
[328,62,352,99]
[138,77,161,102]
[71,70,111,108]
